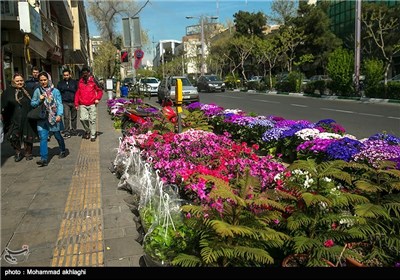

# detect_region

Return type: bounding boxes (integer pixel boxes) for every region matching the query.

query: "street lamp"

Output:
[185,15,218,76]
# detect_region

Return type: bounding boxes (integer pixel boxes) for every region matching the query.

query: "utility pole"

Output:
[354,0,362,96]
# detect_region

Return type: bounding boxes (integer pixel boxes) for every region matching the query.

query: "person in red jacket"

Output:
[74,66,103,142]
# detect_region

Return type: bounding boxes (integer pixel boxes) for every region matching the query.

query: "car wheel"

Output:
[197,86,201,92]
[222,89,225,92]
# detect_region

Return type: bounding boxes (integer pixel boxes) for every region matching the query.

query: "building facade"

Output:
[1,0,90,91]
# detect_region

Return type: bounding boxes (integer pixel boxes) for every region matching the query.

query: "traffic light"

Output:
[121,51,129,63]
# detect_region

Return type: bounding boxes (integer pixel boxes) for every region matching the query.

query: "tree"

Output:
[253,36,283,89]
[230,36,257,81]
[278,26,305,72]
[92,41,118,80]
[291,1,342,75]
[233,11,267,38]
[270,0,297,25]
[362,3,400,84]
[327,47,354,96]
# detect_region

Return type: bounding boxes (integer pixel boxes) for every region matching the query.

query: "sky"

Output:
[88,0,275,64]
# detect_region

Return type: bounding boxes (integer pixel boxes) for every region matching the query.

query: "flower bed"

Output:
[108,99,400,267]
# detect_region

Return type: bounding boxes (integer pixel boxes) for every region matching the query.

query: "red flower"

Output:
[324,239,334,247]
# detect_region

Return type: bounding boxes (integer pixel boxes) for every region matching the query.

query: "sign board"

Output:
[106,79,113,90]
[121,17,142,48]
[18,2,43,41]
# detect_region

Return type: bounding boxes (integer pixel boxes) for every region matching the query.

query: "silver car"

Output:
[138,77,160,96]
[157,76,200,104]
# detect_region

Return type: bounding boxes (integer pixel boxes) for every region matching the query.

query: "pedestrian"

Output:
[31,72,66,167]
[74,66,103,142]
[1,73,38,161]
[25,66,40,94]
[57,68,78,138]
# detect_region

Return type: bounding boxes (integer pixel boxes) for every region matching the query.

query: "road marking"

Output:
[321,107,354,114]
[290,103,308,107]
[358,113,384,117]
[224,95,242,99]
[252,99,280,104]
[387,116,400,120]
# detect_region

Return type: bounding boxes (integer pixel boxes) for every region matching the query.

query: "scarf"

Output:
[15,87,31,105]
[41,86,57,125]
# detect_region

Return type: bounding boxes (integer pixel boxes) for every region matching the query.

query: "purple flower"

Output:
[326,137,364,161]
[368,133,400,145]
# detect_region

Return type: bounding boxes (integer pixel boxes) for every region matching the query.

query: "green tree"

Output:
[277,26,305,73]
[362,3,400,84]
[291,1,342,75]
[92,41,118,80]
[362,58,385,98]
[230,36,257,82]
[327,47,354,96]
[233,11,267,38]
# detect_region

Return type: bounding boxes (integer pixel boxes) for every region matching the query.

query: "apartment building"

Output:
[1,0,90,91]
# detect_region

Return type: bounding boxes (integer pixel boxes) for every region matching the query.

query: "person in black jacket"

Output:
[57,69,78,138]
[25,66,40,94]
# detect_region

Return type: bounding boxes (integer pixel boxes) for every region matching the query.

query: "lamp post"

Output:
[185,16,218,76]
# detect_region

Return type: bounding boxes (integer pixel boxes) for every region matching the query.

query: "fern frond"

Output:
[208,220,256,238]
[172,254,203,267]
[301,192,331,207]
[354,203,390,219]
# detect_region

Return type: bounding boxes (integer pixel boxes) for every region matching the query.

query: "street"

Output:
[199,91,400,139]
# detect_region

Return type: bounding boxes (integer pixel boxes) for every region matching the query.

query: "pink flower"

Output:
[324,239,334,247]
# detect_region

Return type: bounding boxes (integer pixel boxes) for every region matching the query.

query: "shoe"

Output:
[63,133,71,139]
[36,160,48,167]
[82,132,90,139]
[90,137,96,142]
[59,151,66,159]
[69,130,77,136]
[14,153,24,162]
[26,154,33,161]
[48,136,51,142]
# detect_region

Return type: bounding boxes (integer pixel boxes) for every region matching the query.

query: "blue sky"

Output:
[88,0,274,63]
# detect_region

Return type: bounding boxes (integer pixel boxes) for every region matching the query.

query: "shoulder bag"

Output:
[27,103,47,120]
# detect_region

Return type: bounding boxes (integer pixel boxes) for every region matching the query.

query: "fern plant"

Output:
[280,159,370,266]
[341,160,400,266]
[172,169,290,267]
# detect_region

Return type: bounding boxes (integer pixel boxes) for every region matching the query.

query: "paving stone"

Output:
[103,212,135,229]
[15,209,63,233]
[28,192,69,210]
[103,228,124,239]
[104,236,143,260]
[8,229,59,251]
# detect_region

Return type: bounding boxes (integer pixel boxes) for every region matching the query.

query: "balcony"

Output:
[50,0,73,29]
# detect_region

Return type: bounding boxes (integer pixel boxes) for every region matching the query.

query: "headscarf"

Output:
[12,73,31,105]
[38,72,57,125]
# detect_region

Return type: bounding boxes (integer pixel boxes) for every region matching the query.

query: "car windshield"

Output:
[142,78,158,83]
[124,78,133,82]
[171,78,192,86]
[206,76,220,81]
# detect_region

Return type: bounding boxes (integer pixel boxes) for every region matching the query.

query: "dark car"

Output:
[123,77,134,88]
[197,75,226,92]
[157,76,199,104]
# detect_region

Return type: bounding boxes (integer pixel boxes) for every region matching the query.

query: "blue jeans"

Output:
[37,124,65,162]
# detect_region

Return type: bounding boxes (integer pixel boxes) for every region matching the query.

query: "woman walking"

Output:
[31,72,66,167]
[1,73,38,161]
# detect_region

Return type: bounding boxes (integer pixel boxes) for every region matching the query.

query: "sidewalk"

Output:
[1,93,143,267]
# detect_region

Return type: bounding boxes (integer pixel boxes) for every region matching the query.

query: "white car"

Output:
[138,77,160,96]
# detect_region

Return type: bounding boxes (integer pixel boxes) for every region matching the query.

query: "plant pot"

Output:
[282,254,335,267]
[142,253,168,267]
[345,257,365,267]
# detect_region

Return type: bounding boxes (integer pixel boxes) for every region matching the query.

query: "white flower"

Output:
[295,128,320,140]
[316,132,342,139]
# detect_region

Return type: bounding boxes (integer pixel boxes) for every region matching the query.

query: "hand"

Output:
[94,100,99,104]
[40,94,45,100]
[56,116,61,122]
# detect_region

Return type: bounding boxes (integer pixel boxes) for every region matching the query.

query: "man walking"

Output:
[74,66,103,142]
[57,69,78,138]
[25,66,40,94]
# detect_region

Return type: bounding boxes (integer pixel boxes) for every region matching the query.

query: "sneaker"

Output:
[90,137,96,142]
[47,136,51,142]
[69,130,77,136]
[36,159,48,167]
[63,133,71,139]
[26,154,33,161]
[59,151,66,159]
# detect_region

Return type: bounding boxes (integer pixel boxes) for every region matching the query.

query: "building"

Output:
[324,0,400,75]
[152,40,182,69]
[1,0,90,91]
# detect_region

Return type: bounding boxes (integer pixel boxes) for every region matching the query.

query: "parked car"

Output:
[387,74,400,82]
[249,76,264,82]
[197,75,226,92]
[138,77,160,96]
[123,77,134,88]
[157,76,200,104]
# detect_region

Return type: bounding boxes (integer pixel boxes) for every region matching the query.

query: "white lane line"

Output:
[387,116,400,120]
[224,96,243,99]
[290,103,308,107]
[252,99,280,104]
[358,113,384,117]
[321,107,354,114]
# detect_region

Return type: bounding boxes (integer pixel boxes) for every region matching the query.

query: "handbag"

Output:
[27,103,47,120]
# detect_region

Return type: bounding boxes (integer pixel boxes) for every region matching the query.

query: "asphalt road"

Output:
[198,91,400,139]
